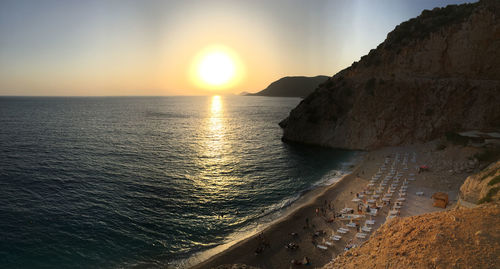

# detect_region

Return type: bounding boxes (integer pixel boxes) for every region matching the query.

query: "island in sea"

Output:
[192,1,500,268]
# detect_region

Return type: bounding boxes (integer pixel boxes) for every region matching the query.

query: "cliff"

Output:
[248,76,328,97]
[460,160,500,204]
[280,0,500,150]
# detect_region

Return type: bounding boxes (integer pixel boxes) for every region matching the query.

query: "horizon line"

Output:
[0,94,275,98]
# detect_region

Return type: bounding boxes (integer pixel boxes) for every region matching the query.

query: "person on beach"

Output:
[344,239,354,251]
[302,256,310,265]
[261,234,270,248]
[255,245,263,255]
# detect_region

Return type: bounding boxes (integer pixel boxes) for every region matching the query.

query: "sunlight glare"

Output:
[199,52,235,86]
[211,95,222,115]
[190,45,244,90]
[209,95,224,136]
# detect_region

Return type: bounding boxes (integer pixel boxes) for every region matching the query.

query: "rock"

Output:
[459,160,500,204]
[280,0,500,150]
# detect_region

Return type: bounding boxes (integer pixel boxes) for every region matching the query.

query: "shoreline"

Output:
[183,153,364,268]
[190,142,480,269]
[190,153,368,269]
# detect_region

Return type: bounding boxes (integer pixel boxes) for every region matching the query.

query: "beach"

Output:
[192,141,480,269]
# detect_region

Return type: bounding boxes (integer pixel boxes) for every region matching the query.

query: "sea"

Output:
[0,96,357,268]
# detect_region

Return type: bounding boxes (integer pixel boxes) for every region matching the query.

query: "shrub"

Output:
[384,3,476,50]
[488,175,500,186]
[474,149,500,164]
[445,132,468,146]
[323,80,334,88]
[478,186,500,204]
[482,167,499,181]
[344,88,353,97]
[436,144,446,151]
[307,110,321,123]
[365,78,376,96]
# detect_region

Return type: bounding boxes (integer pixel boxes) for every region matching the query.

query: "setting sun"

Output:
[1,1,497,268]
[191,45,243,91]
[198,52,235,86]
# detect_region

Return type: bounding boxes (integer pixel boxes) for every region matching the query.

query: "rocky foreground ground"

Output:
[325,202,500,269]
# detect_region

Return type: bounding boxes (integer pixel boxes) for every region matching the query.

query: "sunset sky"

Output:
[0,0,474,96]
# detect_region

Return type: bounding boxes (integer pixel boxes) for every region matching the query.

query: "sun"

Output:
[191,45,243,90]
[198,51,235,86]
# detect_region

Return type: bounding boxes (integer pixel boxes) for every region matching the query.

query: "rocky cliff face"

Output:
[280,0,500,150]
[460,160,500,204]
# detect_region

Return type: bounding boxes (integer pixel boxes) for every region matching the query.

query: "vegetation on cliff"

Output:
[280,0,500,150]
[460,160,500,204]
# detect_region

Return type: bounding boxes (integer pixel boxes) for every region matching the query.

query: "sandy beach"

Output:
[191,141,480,269]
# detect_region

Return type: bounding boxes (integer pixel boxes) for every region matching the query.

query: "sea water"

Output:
[0,96,356,268]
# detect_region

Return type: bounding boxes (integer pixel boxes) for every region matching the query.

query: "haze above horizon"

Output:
[0,0,475,96]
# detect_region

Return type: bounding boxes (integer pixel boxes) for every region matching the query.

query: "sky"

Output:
[0,0,476,96]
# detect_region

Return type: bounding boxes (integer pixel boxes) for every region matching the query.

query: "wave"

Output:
[176,152,362,268]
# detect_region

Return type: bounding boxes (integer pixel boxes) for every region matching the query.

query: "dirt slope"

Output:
[324,203,500,269]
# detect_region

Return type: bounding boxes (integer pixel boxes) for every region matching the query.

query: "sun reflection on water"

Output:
[209,95,223,136]
[201,96,227,170]
[191,96,242,221]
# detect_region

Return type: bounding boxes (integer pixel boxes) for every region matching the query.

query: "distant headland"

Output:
[245,76,329,98]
